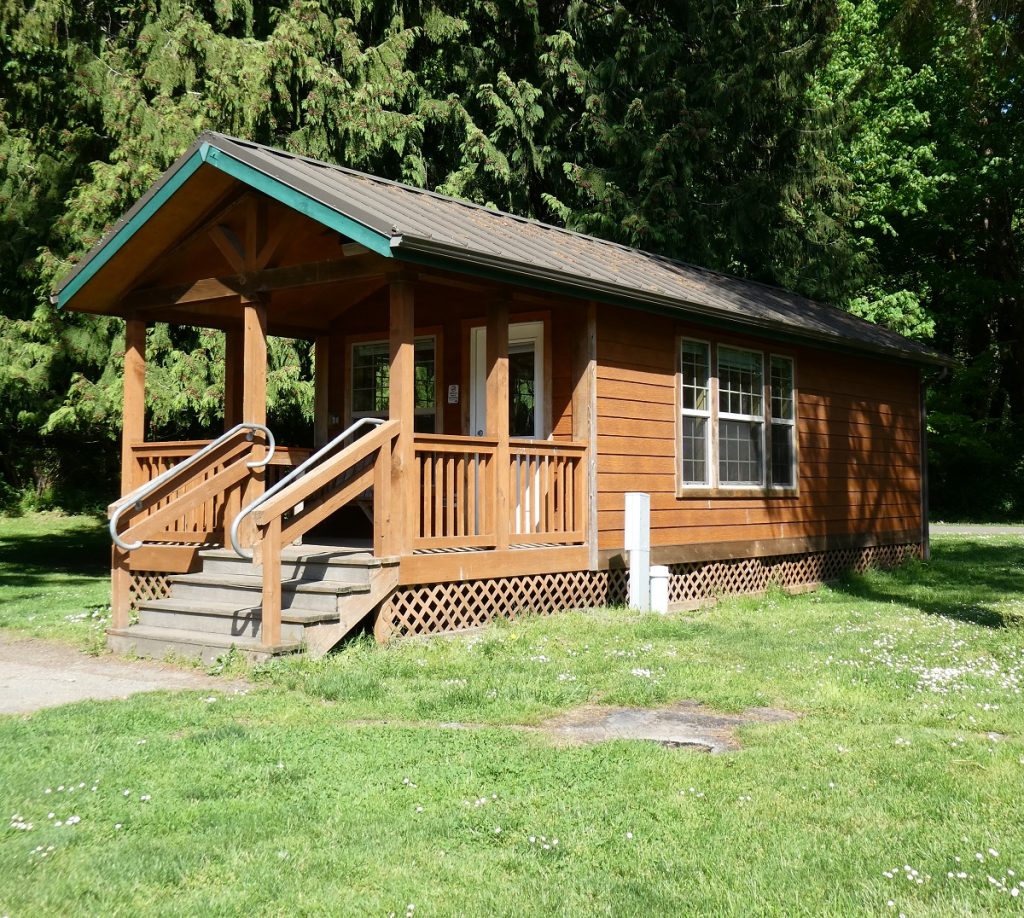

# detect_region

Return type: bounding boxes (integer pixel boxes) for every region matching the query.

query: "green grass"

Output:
[2,521,1024,915]
[0,513,110,649]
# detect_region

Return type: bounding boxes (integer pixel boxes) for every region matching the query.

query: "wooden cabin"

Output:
[54,132,951,661]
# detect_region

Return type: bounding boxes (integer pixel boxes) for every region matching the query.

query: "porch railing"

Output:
[413,434,498,550]
[412,434,587,550]
[508,439,586,545]
[122,438,309,545]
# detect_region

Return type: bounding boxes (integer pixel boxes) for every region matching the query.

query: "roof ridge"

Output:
[204,131,667,258]
[206,132,869,322]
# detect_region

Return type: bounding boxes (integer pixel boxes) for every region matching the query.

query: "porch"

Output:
[109,269,597,657]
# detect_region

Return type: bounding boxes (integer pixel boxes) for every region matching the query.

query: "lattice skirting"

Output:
[127,571,173,611]
[376,542,921,640]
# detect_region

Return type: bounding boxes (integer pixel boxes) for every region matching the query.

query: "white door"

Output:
[470,321,545,535]
[469,321,544,438]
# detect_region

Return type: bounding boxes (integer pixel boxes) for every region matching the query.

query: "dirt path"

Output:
[0,635,244,715]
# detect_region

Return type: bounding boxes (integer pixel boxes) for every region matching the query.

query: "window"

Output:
[679,340,711,486]
[351,337,437,433]
[770,355,796,487]
[717,347,764,486]
[678,339,797,492]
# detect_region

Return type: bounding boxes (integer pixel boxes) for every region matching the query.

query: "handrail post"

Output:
[373,440,392,557]
[261,517,282,647]
[111,547,132,631]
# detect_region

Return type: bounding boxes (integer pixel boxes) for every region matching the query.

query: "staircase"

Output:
[107,544,399,664]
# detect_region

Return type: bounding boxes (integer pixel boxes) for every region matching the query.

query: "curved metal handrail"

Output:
[229,417,386,560]
[110,422,276,552]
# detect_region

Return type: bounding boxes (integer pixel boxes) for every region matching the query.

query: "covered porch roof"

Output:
[55,130,950,365]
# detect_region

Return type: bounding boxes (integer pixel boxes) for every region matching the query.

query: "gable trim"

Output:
[55,146,207,309]
[55,141,394,311]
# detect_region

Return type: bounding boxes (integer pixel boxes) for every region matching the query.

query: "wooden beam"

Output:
[209,224,246,274]
[386,278,415,556]
[124,258,388,311]
[121,317,147,496]
[398,545,590,585]
[486,295,510,550]
[253,217,290,271]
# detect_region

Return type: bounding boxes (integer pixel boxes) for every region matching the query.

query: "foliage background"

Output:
[0,0,1019,518]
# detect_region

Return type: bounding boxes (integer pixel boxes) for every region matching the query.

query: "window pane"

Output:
[509,345,536,437]
[414,343,435,411]
[353,339,436,416]
[681,340,709,412]
[681,415,707,485]
[771,423,795,487]
[718,347,763,417]
[351,342,389,413]
[719,419,763,485]
[771,356,794,421]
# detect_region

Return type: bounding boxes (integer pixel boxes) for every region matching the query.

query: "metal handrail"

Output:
[110,422,276,552]
[229,417,386,559]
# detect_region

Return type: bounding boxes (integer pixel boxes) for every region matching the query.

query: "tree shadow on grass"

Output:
[0,517,109,588]
[831,538,1024,629]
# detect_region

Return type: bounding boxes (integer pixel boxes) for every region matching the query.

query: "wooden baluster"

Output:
[467,453,478,538]
[419,451,429,541]
[445,454,455,539]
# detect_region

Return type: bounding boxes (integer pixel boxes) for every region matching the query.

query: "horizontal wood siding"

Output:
[595,303,923,554]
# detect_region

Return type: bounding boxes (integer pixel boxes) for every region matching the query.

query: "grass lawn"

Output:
[0,513,110,649]
[2,517,1024,915]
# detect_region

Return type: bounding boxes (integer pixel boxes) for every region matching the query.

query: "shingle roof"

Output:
[57,131,951,366]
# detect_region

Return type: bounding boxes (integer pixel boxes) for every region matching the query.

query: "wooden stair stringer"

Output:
[303,563,400,658]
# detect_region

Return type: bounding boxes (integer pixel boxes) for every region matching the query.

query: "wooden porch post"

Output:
[326,328,346,442]
[572,301,599,570]
[113,315,147,631]
[386,278,415,556]
[241,296,268,506]
[121,317,147,496]
[314,335,330,448]
[222,326,246,534]
[223,327,244,430]
[487,295,510,549]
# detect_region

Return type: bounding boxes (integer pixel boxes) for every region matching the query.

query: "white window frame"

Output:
[677,338,799,494]
[678,338,712,488]
[349,335,438,429]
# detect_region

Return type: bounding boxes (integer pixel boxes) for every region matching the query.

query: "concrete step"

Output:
[137,599,338,643]
[198,547,397,584]
[107,625,302,665]
[170,572,370,613]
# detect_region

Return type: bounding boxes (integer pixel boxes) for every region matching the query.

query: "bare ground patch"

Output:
[349,701,799,752]
[0,635,247,714]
